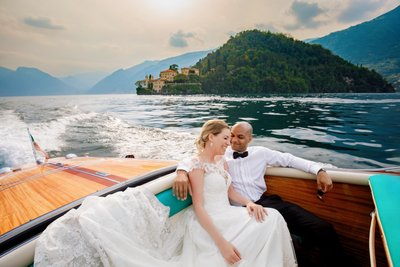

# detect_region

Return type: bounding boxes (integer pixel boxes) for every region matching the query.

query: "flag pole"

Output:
[27,128,40,164]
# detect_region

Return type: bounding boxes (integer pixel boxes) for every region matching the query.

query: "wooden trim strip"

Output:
[1,160,110,190]
[369,210,377,267]
[46,164,122,186]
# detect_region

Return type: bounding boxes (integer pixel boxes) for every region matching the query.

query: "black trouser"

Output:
[256,194,355,267]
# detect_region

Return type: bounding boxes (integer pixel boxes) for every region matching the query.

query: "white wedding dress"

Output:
[35,158,297,267]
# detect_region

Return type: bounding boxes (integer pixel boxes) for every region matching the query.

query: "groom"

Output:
[173,121,348,267]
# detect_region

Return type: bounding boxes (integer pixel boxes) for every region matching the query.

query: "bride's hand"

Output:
[246,202,267,222]
[218,240,241,265]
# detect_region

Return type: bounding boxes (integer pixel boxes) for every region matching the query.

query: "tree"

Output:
[174,74,189,83]
[169,64,179,72]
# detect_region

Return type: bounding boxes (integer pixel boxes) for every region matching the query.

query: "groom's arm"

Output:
[172,159,192,200]
[263,147,333,194]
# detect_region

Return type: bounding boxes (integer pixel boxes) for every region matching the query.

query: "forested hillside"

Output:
[195,30,394,94]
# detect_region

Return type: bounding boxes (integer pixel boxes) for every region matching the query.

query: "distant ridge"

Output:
[61,72,108,91]
[311,5,400,90]
[0,67,78,96]
[0,50,212,96]
[89,50,212,94]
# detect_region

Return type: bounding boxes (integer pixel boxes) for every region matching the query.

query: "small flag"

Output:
[27,128,49,164]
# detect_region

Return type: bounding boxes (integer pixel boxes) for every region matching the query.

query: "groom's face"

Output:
[230,125,252,152]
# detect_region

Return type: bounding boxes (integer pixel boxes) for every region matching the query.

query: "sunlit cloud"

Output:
[23,17,64,30]
[169,30,196,48]
[0,1,398,76]
[285,1,325,30]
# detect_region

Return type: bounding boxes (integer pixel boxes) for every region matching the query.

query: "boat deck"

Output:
[0,157,176,235]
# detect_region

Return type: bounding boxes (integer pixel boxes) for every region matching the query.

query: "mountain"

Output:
[61,72,108,91]
[194,30,394,94]
[0,50,211,96]
[88,50,212,94]
[310,5,400,90]
[0,67,79,96]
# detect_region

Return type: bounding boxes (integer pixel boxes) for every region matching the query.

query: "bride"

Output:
[35,119,296,266]
[181,119,296,266]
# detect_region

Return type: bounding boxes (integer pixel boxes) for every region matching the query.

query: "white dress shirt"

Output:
[177,146,322,202]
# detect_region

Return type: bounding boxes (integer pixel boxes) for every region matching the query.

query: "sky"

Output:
[0,0,399,77]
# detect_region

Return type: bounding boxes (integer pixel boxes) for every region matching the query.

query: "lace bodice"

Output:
[189,158,232,213]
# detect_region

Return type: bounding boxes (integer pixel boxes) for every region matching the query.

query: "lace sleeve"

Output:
[188,157,227,175]
[188,157,204,172]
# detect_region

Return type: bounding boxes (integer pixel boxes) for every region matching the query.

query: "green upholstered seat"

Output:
[156,188,192,217]
[369,174,400,267]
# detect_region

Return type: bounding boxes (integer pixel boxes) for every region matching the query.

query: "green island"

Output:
[136,30,395,95]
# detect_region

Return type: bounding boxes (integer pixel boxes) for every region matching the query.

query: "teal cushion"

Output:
[369,174,400,267]
[156,188,192,217]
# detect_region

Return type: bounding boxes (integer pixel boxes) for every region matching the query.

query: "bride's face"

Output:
[211,128,231,155]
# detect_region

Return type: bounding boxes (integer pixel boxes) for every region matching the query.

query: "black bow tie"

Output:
[233,151,248,159]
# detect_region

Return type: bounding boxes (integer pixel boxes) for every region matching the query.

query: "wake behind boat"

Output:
[0,155,399,267]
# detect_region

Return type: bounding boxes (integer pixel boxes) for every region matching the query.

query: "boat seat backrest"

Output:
[156,188,193,216]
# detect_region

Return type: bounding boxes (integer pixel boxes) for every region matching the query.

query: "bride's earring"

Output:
[210,142,214,148]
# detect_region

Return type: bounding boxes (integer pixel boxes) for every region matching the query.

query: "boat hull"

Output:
[265,168,394,267]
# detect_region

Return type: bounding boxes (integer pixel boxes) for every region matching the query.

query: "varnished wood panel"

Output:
[265,175,388,267]
[0,157,176,235]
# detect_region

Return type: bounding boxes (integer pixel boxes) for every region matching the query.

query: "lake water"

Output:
[1,93,399,169]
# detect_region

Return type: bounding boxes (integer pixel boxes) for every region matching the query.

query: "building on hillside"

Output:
[152,79,165,92]
[160,69,178,82]
[181,67,199,76]
[136,65,199,93]
[137,74,154,88]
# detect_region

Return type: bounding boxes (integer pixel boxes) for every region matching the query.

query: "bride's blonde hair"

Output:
[196,119,229,152]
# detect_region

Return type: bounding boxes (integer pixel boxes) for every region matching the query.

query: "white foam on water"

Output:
[343,142,382,148]
[238,117,258,121]
[271,128,347,144]
[0,106,101,167]
[262,112,287,116]
[354,129,373,133]
[28,112,99,152]
[253,136,392,169]
[0,110,36,167]
[86,113,198,161]
[387,157,400,163]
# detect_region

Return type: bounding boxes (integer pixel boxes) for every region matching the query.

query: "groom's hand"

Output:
[317,170,333,193]
[172,170,192,200]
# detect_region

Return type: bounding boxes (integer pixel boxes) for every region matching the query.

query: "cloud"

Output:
[23,17,64,30]
[337,0,386,23]
[285,1,325,30]
[169,30,196,47]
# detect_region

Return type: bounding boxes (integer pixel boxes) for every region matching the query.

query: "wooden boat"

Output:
[0,156,398,267]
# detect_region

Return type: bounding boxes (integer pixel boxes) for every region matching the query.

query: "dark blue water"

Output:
[0,93,399,169]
